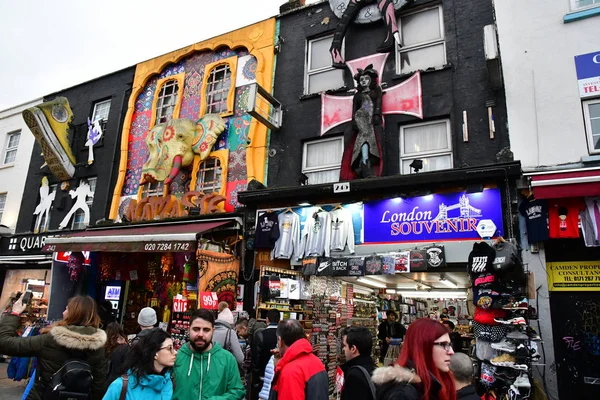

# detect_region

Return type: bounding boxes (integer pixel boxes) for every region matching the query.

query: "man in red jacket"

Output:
[268,319,328,400]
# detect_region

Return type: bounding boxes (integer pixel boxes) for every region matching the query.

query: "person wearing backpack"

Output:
[102,328,176,400]
[340,327,377,400]
[213,306,244,366]
[0,294,108,400]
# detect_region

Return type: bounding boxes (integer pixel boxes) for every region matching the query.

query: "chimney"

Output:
[280,0,306,14]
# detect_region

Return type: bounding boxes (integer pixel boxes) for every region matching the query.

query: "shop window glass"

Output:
[400,120,452,174]
[302,136,344,184]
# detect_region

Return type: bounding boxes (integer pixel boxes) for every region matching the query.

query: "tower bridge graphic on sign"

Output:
[433,195,482,220]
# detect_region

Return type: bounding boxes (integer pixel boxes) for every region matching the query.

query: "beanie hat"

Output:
[138,307,157,327]
[218,307,235,325]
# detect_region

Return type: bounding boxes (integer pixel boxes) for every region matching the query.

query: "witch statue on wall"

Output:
[340,64,384,180]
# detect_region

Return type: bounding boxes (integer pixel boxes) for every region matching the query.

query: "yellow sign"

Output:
[547,262,600,291]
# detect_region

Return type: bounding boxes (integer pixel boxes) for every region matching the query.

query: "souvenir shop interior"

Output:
[252,198,538,399]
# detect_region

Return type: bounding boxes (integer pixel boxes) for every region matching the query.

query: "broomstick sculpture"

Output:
[85,117,103,165]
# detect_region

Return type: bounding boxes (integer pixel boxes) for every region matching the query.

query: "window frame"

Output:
[301,136,344,184]
[395,5,446,75]
[570,0,600,11]
[3,130,21,165]
[0,193,6,224]
[149,73,185,128]
[399,119,453,175]
[304,34,345,95]
[71,178,96,230]
[583,98,600,155]
[200,56,237,118]
[38,184,57,233]
[91,99,111,123]
[190,149,229,198]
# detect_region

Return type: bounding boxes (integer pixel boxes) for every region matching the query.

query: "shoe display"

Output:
[491,339,516,353]
[491,353,516,366]
[503,298,528,310]
[494,317,527,325]
[513,373,531,388]
[526,326,542,341]
[506,330,529,340]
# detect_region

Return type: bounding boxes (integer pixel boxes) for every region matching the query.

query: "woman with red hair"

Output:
[372,318,457,400]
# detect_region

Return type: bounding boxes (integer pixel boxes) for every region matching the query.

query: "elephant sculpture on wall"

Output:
[141,114,227,185]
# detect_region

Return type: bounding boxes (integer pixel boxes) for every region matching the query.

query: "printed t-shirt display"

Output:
[300,210,332,258]
[548,198,584,239]
[254,211,280,249]
[272,211,301,260]
[328,208,355,253]
[518,197,549,243]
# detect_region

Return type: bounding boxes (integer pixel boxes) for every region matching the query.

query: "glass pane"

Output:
[8,132,20,148]
[589,103,600,118]
[574,0,595,9]
[310,37,334,70]
[593,134,600,150]
[93,101,111,122]
[308,69,345,94]
[305,139,342,169]
[591,118,600,134]
[402,154,452,174]
[0,194,6,209]
[400,43,445,74]
[4,149,16,164]
[403,122,448,154]
[306,169,340,185]
[401,8,441,47]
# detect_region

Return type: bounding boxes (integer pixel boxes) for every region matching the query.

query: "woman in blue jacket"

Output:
[103,329,176,400]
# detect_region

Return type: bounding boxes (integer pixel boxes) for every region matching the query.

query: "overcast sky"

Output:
[0,0,293,110]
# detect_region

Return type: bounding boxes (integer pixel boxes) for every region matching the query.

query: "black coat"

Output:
[377,321,406,341]
[457,384,480,400]
[0,314,108,400]
[253,325,278,377]
[341,355,376,400]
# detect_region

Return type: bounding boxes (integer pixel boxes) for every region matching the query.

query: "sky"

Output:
[0,0,293,110]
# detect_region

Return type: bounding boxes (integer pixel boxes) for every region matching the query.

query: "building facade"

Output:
[495,1,600,398]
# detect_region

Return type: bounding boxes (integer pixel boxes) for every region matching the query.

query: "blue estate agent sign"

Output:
[575,51,600,98]
[363,188,504,243]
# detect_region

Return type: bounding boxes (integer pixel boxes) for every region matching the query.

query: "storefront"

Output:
[239,161,530,397]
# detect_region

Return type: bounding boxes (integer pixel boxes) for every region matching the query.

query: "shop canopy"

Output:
[529,167,600,199]
[42,219,235,253]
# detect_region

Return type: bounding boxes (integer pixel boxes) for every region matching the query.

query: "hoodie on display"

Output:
[272,212,301,260]
[172,341,245,400]
[300,210,332,258]
[329,208,355,254]
[467,242,496,281]
[255,212,281,250]
[103,370,173,400]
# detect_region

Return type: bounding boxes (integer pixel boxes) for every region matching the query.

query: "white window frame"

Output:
[395,5,446,75]
[195,157,223,193]
[399,119,453,175]
[91,99,111,123]
[71,178,96,230]
[304,34,345,95]
[0,193,6,224]
[570,0,600,11]
[38,184,57,232]
[205,64,232,114]
[3,130,20,165]
[583,98,600,155]
[142,181,164,198]
[156,80,180,124]
[301,136,344,184]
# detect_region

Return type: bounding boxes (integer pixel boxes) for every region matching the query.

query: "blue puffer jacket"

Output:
[259,355,275,400]
[102,370,172,400]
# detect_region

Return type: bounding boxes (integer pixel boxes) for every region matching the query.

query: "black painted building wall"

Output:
[16,67,135,233]
[268,0,510,187]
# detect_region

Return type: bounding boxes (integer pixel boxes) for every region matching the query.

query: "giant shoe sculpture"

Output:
[22,97,76,181]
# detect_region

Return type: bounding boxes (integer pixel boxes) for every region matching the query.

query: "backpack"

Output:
[348,366,376,400]
[47,350,93,399]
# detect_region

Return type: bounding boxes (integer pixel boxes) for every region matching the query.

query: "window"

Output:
[571,0,600,11]
[305,35,345,94]
[400,120,452,174]
[0,193,6,223]
[396,6,446,75]
[141,181,165,198]
[37,184,57,233]
[91,99,111,123]
[195,158,223,193]
[302,136,344,184]
[156,80,180,123]
[71,178,96,230]
[584,98,600,154]
[3,130,20,164]
[205,64,232,114]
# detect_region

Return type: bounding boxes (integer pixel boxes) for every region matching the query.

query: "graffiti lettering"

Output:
[563,336,582,351]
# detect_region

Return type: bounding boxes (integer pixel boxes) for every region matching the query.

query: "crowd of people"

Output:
[0,295,478,400]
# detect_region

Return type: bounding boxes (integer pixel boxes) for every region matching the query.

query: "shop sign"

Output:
[575,51,600,98]
[548,261,600,291]
[54,251,92,265]
[363,188,504,243]
[121,191,225,223]
[105,286,121,300]
[173,297,189,312]
[199,292,218,309]
[0,234,52,256]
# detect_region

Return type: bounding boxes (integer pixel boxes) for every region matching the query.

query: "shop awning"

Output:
[42,220,234,253]
[529,167,600,199]
[0,254,52,265]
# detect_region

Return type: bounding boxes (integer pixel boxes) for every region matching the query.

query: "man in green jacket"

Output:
[173,308,245,400]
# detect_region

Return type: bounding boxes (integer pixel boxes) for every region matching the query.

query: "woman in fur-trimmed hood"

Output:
[0,295,108,400]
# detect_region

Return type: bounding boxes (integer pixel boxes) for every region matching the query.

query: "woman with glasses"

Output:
[372,318,457,400]
[103,328,176,399]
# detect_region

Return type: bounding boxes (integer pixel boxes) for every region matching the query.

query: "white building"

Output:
[495,1,600,399]
[0,99,42,231]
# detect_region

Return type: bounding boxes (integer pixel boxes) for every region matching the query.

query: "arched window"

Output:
[200,56,237,117]
[156,79,179,123]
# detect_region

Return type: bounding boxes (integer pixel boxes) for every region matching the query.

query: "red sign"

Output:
[54,251,91,265]
[199,292,218,310]
[335,366,344,394]
[173,297,188,313]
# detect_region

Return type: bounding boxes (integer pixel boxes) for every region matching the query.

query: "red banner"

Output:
[173,298,188,313]
[199,292,218,310]
[54,251,91,265]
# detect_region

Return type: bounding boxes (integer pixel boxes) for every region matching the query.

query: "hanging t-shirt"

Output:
[348,257,365,276]
[329,208,355,253]
[518,197,549,243]
[410,250,427,272]
[300,210,332,258]
[548,198,585,239]
[254,211,280,249]
[364,255,383,275]
[272,212,301,260]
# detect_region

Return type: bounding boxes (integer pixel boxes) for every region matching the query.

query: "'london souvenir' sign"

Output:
[363,188,504,243]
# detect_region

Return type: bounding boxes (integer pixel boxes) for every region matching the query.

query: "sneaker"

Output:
[507,330,529,340]
[515,344,529,363]
[503,298,528,310]
[491,353,516,366]
[491,339,516,352]
[529,342,541,360]
[508,385,520,400]
[513,373,531,388]
[494,317,527,325]
[526,326,542,341]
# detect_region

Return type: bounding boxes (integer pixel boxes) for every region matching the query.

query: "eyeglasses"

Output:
[159,345,176,354]
[433,341,453,351]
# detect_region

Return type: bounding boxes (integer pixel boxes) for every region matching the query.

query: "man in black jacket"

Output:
[377,310,406,363]
[341,327,376,400]
[450,352,480,400]
[252,309,280,399]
